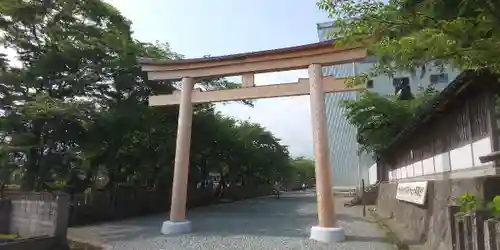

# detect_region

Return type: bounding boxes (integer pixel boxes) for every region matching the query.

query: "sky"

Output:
[103,0,332,158]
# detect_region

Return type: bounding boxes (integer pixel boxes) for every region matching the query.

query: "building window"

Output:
[361,57,378,63]
[392,77,410,88]
[393,77,410,92]
[430,73,449,84]
[366,80,374,89]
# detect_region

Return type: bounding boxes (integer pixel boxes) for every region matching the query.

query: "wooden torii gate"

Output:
[139,41,366,243]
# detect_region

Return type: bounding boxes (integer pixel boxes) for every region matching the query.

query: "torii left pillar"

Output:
[161,77,194,235]
[308,64,345,243]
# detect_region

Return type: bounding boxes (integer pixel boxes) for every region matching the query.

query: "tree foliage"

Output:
[317,0,500,83]
[316,0,490,157]
[0,0,296,192]
[340,88,438,157]
[285,157,315,186]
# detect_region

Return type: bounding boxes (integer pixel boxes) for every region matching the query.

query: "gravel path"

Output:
[68,190,393,250]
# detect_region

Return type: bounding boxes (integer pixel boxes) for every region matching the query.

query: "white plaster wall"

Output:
[423,157,434,175]
[407,164,415,177]
[450,144,473,170]
[473,137,492,166]
[434,152,448,173]
[368,164,377,185]
[391,137,492,180]
[414,162,423,176]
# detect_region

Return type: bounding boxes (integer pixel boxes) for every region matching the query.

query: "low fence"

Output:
[68,187,170,226]
[449,206,500,250]
[68,184,273,226]
[3,184,272,229]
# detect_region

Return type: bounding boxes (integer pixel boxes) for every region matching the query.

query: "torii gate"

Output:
[138,41,366,243]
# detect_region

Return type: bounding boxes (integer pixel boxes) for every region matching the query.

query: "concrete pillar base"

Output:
[161,220,192,235]
[310,226,345,243]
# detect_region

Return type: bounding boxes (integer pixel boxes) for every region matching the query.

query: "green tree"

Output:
[316,0,467,157]
[340,88,438,157]
[0,0,138,190]
[317,0,500,82]
[0,0,293,194]
[287,157,315,186]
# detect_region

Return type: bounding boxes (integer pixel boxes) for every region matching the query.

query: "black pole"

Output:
[362,178,366,217]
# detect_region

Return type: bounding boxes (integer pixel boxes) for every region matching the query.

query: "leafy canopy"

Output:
[0,0,296,192]
[316,0,487,157]
[340,87,438,157]
[317,0,500,83]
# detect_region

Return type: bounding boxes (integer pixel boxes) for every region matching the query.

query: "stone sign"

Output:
[396,181,428,205]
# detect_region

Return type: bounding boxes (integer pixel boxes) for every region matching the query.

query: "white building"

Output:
[316,22,461,188]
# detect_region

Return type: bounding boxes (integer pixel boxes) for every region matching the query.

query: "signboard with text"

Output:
[396,181,428,205]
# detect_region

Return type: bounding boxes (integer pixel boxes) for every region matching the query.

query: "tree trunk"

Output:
[21,148,38,191]
[200,154,209,181]
[0,181,5,199]
[22,121,45,191]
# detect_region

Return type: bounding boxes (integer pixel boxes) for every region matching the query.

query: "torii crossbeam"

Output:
[139,40,367,244]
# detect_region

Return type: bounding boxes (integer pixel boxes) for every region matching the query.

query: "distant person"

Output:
[302,183,306,190]
[273,181,280,199]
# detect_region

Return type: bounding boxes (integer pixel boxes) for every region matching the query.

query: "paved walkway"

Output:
[68,191,393,250]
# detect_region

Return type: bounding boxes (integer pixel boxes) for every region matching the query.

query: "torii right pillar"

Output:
[308,64,346,243]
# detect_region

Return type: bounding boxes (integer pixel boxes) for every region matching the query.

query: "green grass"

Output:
[0,234,20,240]
[68,240,102,250]
[0,235,100,249]
[368,208,408,250]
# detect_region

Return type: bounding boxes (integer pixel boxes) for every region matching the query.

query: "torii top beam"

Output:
[138,41,367,106]
[138,41,367,80]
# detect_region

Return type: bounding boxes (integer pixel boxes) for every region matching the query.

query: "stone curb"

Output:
[368,208,409,250]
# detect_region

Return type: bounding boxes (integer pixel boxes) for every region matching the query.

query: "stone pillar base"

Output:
[310,226,345,243]
[161,220,192,235]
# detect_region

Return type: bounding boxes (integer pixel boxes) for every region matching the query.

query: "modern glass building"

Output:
[317,22,461,188]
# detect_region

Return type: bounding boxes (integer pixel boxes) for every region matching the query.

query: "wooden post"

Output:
[308,64,336,227]
[449,205,460,249]
[464,214,474,250]
[456,215,466,250]
[484,219,498,250]
[495,222,500,250]
[242,73,255,87]
[169,77,194,222]
[472,211,487,250]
